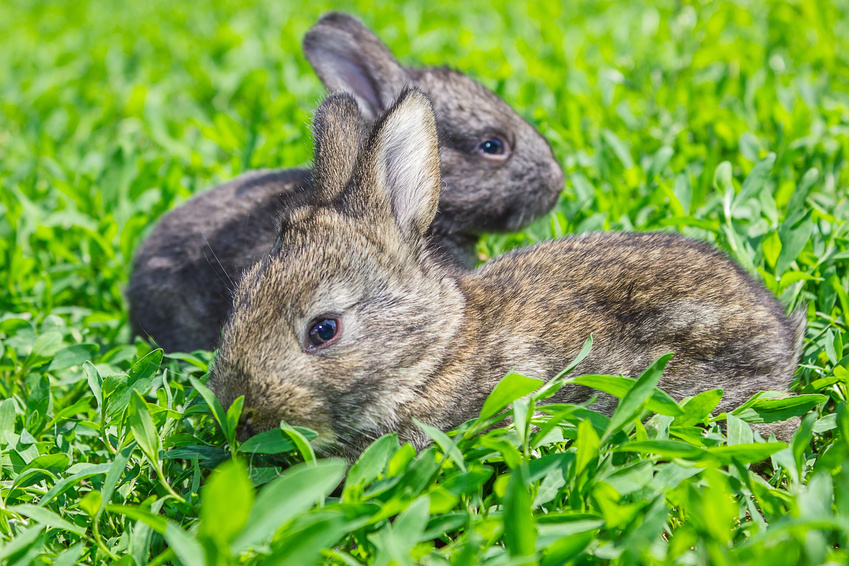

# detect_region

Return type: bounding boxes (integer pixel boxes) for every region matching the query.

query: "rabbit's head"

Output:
[210,89,464,457]
[304,13,564,259]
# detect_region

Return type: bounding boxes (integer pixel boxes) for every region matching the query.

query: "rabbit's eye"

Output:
[308,318,339,348]
[478,137,510,160]
[479,139,503,154]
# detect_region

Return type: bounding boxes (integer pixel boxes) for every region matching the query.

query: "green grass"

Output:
[1,0,848,564]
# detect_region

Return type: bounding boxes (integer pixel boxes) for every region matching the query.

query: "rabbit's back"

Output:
[463,232,804,415]
[127,169,310,352]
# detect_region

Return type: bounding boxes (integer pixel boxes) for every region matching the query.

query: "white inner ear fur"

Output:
[375,94,440,238]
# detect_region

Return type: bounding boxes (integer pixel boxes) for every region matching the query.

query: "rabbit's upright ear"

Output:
[312,92,364,202]
[304,13,409,121]
[366,88,441,239]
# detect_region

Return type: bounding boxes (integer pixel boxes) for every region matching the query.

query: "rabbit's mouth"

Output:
[236,410,340,456]
[235,401,337,447]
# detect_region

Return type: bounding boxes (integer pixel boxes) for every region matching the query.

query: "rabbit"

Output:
[209,88,806,460]
[127,12,565,354]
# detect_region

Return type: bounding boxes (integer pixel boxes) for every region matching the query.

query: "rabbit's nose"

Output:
[236,410,257,441]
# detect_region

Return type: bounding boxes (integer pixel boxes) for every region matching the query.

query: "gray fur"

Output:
[127,12,564,353]
[210,89,805,460]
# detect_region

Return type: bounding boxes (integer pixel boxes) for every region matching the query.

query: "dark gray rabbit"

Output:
[210,89,805,459]
[127,12,564,353]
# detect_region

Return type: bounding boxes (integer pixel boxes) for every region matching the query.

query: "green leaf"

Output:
[442,466,495,497]
[22,331,64,370]
[732,152,775,211]
[393,495,431,545]
[726,413,753,446]
[0,398,16,446]
[513,396,532,451]
[762,231,782,269]
[107,504,168,532]
[479,436,524,469]
[83,361,103,412]
[189,375,228,435]
[673,173,692,214]
[602,129,634,169]
[673,389,723,427]
[570,374,682,416]
[109,505,204,566]
[541,530,596,566]
[100,443,135,514]
[78,490,102,517]
[793,413,818,471]
[387,443,417,477]
[39,463,111,507]
[344,434,399,497]
[53,543,85,566]
[600,460,654,496]
[22,454,69,478]
[106,349,162,419]
[830,274,849,319]
[25,374,51,432]
[785,167,818,213]
[280,422,316,464]
[468,372,543,436]
[128,348,164,384]
[614,440,705,459]
[128,392,161,464]
[414,417,466,472]
[237,428,296,455]
[0,525,44,562]
[575,419,600,478]
[8,504,87,536]
[503,463,536,558]
[200,459,254,545]
[775,210,814,276]
[705,443,787,465]
[713,161,734,194]
[225,395,245,445]
[266,511,370,566]
[535,335,594,401]
[647,145,674,179]
[732,394,826,423]
[391,446,442,498]
[619,497,668,562]
[47,343,99,371]
[602,353,673,442]
[231,459,347,553]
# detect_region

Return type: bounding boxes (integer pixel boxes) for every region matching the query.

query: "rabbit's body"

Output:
[127,13,564,353]
[402,234,804,446]
[129,169,309,352]
[210,90,804,459]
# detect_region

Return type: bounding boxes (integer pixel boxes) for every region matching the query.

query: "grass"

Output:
[1,0,848,563]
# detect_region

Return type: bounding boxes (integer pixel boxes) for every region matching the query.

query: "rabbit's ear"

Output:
[304,13,410,121]
[312,92,363,202]
[368,88,441,239]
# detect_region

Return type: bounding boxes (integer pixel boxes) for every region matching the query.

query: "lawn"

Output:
[1,0,848,564]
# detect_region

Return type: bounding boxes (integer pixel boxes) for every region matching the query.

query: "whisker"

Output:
[201,230,237,293]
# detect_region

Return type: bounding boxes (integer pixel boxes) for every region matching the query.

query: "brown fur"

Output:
[127,12,564,353]
[209,89,805,460]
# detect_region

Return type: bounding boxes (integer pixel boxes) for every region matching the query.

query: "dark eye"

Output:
[478,137,510,160]
[479,139,504,154]
[308,318,339,348]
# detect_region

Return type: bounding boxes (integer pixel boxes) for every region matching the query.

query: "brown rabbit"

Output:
[209,89,805,460]
[127,12,564,353]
